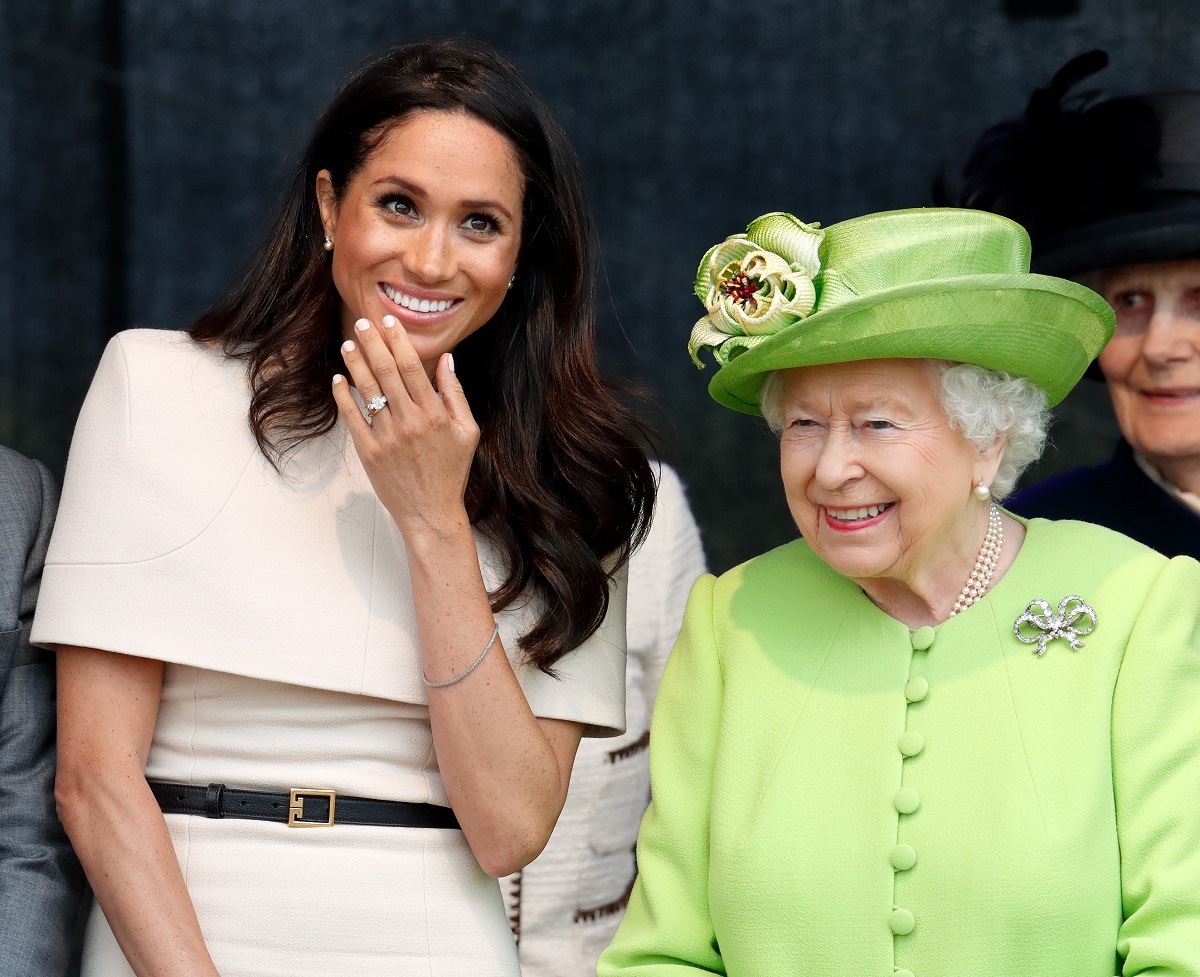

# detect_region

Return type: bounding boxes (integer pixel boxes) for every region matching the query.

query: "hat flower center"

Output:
[720,271,762,306]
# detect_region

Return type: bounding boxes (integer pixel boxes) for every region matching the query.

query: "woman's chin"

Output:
[814,548,895,583]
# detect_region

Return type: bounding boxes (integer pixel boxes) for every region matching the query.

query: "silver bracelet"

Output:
[423,625,500,688]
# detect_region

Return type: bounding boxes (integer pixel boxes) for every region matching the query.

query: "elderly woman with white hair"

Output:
[942,51,1200,560]
[599,209,1200,977]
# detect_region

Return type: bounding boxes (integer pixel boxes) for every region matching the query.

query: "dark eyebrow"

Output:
[371,176,515,223]
[459,198,515,222]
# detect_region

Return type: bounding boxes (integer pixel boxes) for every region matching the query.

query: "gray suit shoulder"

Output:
[0,443,55,510]
[0,445,57,632]
[0,444,81,975]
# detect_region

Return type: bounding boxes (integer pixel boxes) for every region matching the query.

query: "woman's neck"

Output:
[856,511,1026,630]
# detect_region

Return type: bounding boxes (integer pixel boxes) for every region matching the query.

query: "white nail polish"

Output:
[342,340,355,353]
[447,353,456,374]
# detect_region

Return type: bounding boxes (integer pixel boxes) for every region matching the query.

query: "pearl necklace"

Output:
[950,504,1003,617]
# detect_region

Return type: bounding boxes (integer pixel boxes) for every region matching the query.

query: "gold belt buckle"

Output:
[288,788,337,827]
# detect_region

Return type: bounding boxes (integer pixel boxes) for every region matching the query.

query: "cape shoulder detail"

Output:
[31,330,628,729]
[46,329,257,567]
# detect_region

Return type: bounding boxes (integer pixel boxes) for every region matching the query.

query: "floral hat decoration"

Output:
[690,207,1116,414]
[689,213,826,367]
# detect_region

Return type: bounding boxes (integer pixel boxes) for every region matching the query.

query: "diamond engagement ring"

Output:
[365,394,388,418]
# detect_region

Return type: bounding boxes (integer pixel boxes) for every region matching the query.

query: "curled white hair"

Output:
[758,360,1050,500]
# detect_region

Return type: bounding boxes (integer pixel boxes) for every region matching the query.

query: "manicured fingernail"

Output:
[333,374,345,385]
[447,353,455,373]
[382,315,396,329]
[342,340,355,353]
[354,318,371,332]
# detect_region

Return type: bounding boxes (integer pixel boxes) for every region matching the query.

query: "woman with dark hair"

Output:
[32,39,653,976]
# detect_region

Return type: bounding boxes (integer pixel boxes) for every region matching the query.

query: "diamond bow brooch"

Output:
[1014,595,1098,656]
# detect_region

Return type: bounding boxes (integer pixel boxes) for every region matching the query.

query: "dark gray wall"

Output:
[3,1,1197,571]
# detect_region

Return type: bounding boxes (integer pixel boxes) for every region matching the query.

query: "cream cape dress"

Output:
[31,329,628,977]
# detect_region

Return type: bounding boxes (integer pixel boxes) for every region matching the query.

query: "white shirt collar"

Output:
[1133,452,1200,515]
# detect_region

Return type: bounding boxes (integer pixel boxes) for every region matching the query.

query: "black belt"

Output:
[149,780,460,830]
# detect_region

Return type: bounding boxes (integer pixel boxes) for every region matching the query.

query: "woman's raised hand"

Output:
[334,316,578,875]
[333,316,480,544]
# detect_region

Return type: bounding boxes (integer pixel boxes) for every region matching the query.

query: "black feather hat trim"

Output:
[939,50,1200,276]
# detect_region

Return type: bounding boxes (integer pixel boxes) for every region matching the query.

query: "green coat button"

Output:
[904,678,929,703]
[894,787,920,814]
[889,843,917,870]
[911,626,935,651]
[890,907,915,935]
[898,731,925,757]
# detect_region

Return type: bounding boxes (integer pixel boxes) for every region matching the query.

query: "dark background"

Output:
[2,0,1197,573]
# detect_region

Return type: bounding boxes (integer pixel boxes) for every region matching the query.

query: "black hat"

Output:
[939,51,1200,277]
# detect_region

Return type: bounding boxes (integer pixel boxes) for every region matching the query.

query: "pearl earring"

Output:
[507,275,515,290]
[323,235,334,252]
[973,482,991,502]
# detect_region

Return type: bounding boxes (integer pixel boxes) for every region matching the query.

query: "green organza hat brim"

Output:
[708,272,1114,413]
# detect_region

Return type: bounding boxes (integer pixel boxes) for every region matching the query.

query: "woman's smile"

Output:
[1138,385,1200,407]
[822,501,895,530]
[378,281,462,320]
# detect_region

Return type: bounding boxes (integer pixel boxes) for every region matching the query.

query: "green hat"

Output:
[690,208,1115,411]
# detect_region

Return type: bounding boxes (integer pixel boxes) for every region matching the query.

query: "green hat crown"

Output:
[692,208,1115,411]
[816,209,1031,310]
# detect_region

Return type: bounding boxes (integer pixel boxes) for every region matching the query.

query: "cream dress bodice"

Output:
[33,329,629,977]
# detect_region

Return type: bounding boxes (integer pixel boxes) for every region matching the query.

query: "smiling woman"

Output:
[763,358,1021,622]
[758,357,1050,619]
[316,110,524,376]
[942,54,1200,559]
[1091,261,1200,489]
[32,38,653,977]
[598,208,1200,977]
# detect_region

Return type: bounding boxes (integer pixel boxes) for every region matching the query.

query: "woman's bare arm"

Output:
[405,517,583,878]
[56,646,220,977]
[334,317,584,877]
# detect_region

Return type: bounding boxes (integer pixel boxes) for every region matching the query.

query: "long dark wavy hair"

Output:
[189,39,654,672]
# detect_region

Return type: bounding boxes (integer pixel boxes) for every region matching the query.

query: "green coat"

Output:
[598,518,1200,977]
